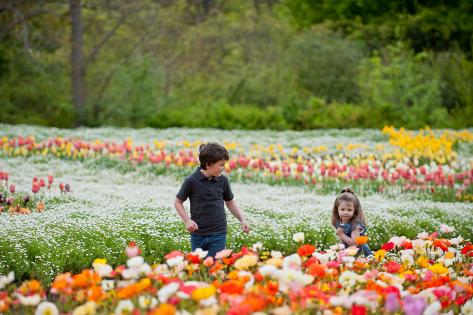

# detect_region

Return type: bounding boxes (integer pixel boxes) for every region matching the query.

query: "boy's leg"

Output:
[206,233,226,258]
[190,234,206,252]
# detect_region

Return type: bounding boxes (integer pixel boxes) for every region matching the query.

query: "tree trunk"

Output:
[70,0,86,126]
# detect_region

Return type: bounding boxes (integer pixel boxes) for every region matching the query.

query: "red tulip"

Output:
[59,183,65,192]
[32,182,40,193]
[48,175,54,184]
[9,184,15,194]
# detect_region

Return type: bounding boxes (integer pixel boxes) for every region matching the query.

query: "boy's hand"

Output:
[185,219,198,232]
[241,219,250,233]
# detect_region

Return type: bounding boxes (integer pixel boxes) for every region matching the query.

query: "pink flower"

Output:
[215,249,232,259]
[9,184,15,194]
[125,241,141,258]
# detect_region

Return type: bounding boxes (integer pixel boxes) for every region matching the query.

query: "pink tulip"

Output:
[9,184,15,194]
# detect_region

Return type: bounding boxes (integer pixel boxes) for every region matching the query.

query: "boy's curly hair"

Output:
[199,143,229,170]
[331,188,366,226]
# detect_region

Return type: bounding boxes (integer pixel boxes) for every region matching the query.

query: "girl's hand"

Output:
[336,227,344,236]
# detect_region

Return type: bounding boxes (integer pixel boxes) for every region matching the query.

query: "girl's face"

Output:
[338,200,355,223]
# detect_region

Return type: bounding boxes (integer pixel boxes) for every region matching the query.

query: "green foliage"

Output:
[149,102,288,130]
[287,27,364,103]
[358,44,449,128]
[0,0,472,129]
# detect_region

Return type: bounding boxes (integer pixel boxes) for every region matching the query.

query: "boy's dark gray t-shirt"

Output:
[176,167,234,235]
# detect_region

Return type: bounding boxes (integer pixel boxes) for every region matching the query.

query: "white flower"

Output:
[252,242,263,252]
[417,232,429,240]
[342,256,355,264]
[423,300,441,315]
[101,280,115,291]
[139,263,152,276]
[329,295,351,307]
[153,264,170,275]
[450,236,464,245]
[330,244,345,251]
[0,271,14,289]
[95,264,113,278]
[400,252,414,268]
[313,251,336,263]
[121,268,139,280]
[282,254,301,270]
[167,255,184,267]
[138,295,157,309]
[199,296,217,307]
[157,282,180,302]
[72,302,97,315]
[115,300,134,315]
[388,236,407,247]
[271,250,283,259]
[292,232,304,243]
[259,265,278,277]
[440,224,455,233]
[35,301,59,315]
[339,271,365,288]
[193,248,209,259]
[461,299,473,315]
[17,293,41,306]
[127,256,144,268]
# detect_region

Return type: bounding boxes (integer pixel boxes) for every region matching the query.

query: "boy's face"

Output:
[206,160,226,177]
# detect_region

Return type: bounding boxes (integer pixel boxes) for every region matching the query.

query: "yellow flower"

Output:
[429,263,448,275]
[417,256,429,268]
[234,255,258,270]
[374,249,386,261]
[191,285,216,301]
[72,301,97,315]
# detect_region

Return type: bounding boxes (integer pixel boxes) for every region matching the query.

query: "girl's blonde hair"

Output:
[331,188,366,227]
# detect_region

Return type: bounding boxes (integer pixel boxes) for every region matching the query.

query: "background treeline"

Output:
[1,0,472,129]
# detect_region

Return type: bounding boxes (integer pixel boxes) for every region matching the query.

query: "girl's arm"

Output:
[336,227,361,246]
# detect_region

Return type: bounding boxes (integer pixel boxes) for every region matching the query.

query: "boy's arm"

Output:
[174,198,198,232]
[225,199,250,233]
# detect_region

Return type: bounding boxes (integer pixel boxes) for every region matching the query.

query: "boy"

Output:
[174,142,250,257]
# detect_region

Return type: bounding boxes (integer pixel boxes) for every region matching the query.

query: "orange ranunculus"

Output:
[219,280,244,294]
[18,280,43,295]
[72,270,100,289]
[117,278,151,299]
[355,236,369,245]
[297,244,316,257]
[51,273,73,295]
[308,263,326,278]
[433,239,451,252]
[242,294,267,312]
[149,303,176,315]
[86,285,105,302]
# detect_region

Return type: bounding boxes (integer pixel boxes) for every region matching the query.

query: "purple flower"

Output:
[385,293,400,313]
[403,295,427,315]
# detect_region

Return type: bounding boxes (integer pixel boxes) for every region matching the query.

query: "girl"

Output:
[332,188,372,256]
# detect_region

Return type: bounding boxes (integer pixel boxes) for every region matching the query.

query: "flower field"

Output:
[0,124,472,314]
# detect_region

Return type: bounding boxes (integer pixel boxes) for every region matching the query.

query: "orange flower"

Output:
[18,280,43,295]
[51,273,73,295]
[219,280,244,294]
[149,303,176,315]
[355,236,369,245]
[117,278,151,299]
[72,270,100,289]
[86,285,105,302]
[297,244,316,257]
